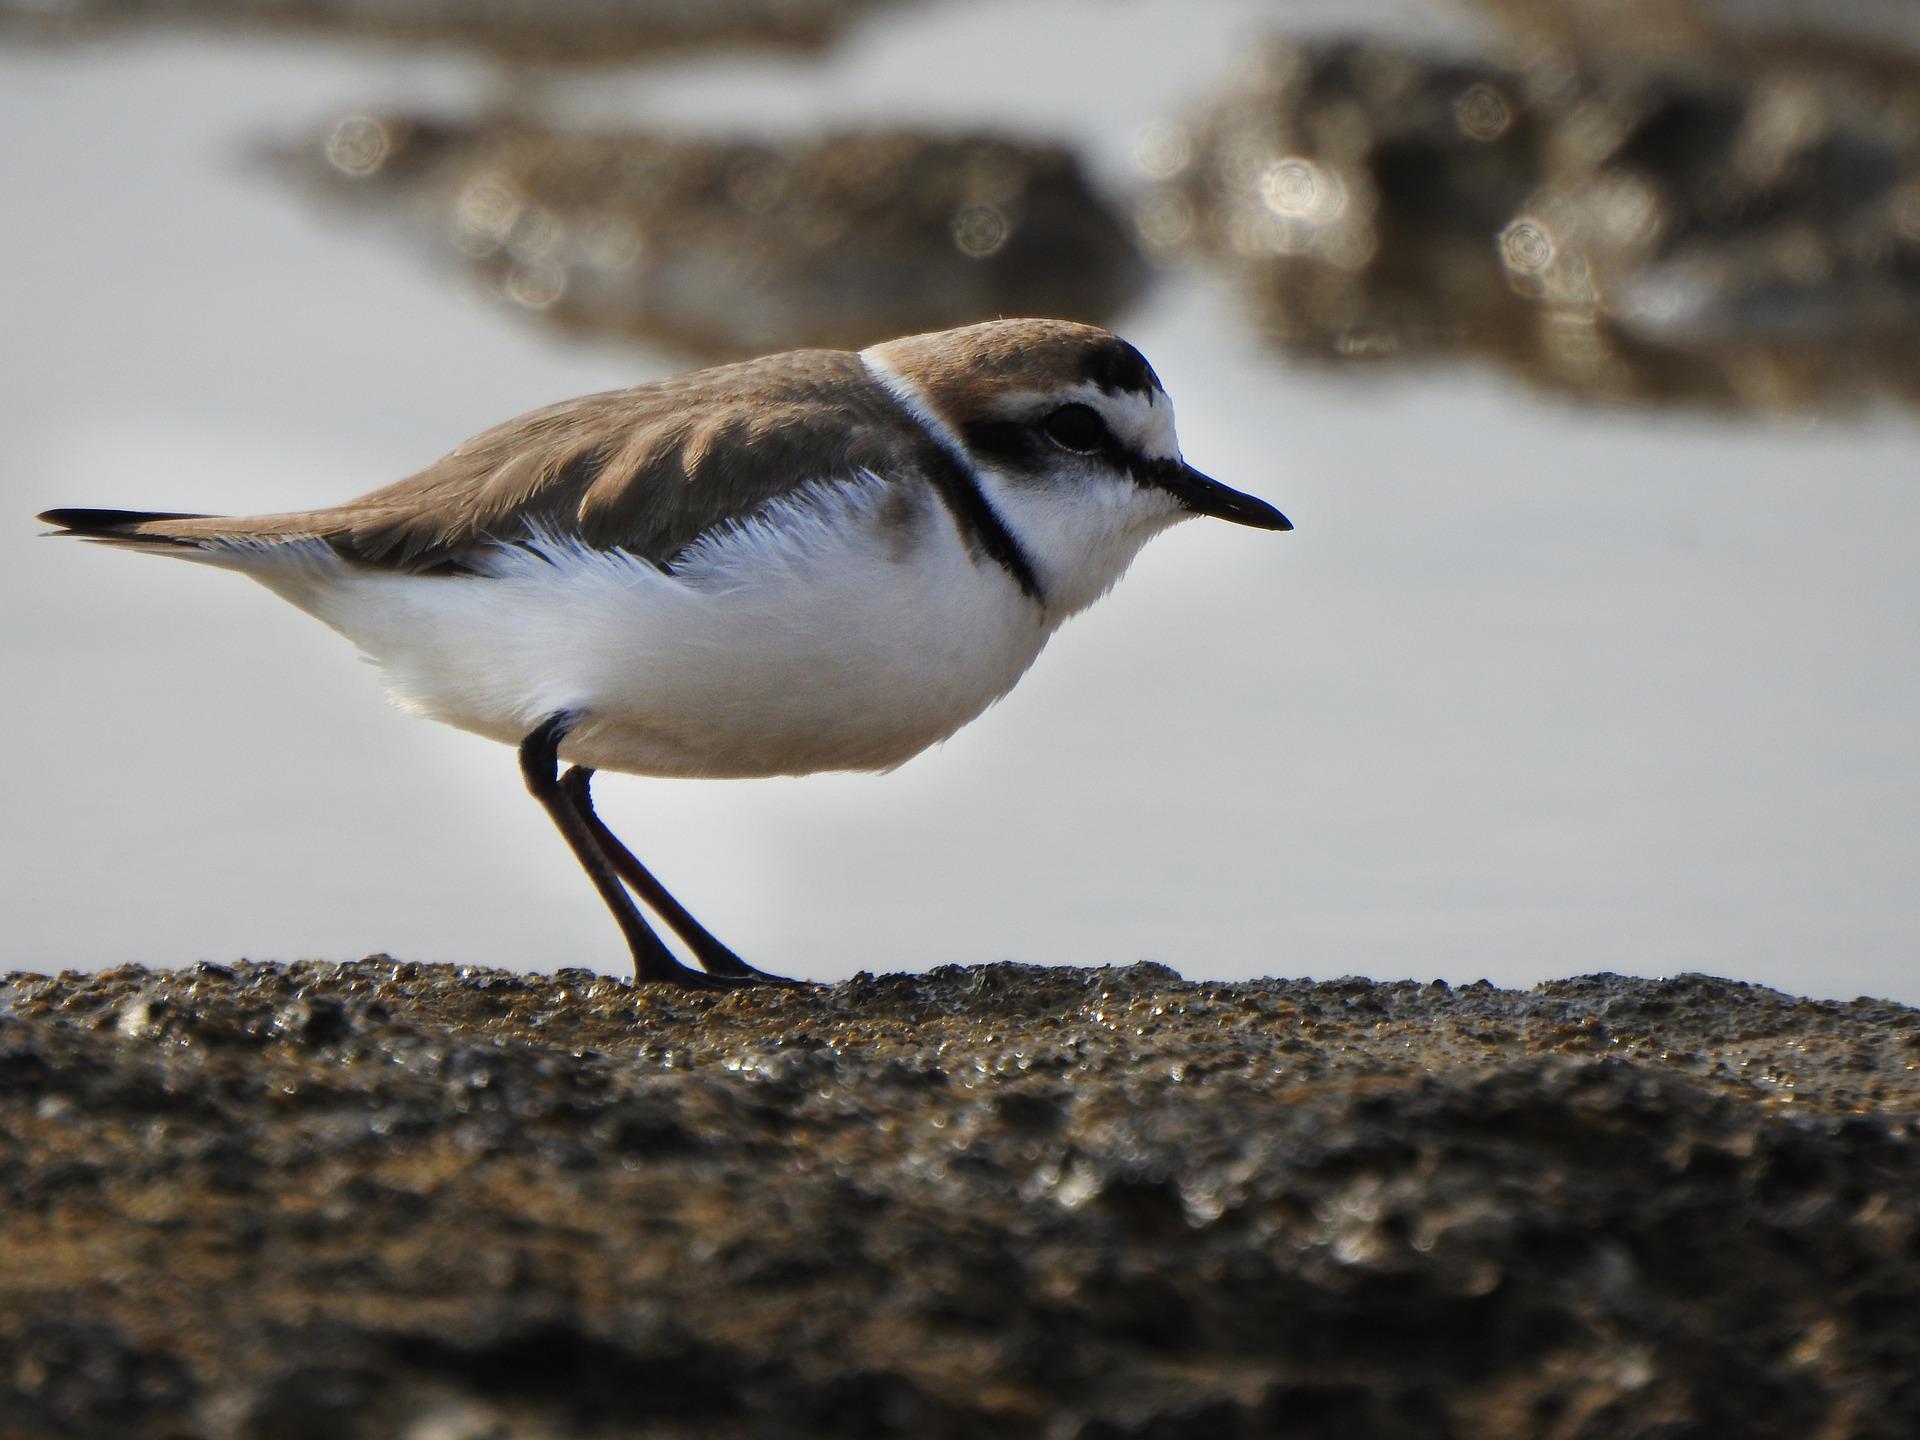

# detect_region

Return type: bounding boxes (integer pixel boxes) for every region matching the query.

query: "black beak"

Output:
[1156,462,1293,531]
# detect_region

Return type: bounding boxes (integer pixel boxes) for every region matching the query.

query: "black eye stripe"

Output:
[1039,403,1111,453]
[956,416,1159,486]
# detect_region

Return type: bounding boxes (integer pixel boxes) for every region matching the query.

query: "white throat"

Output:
[973,465,1185,621]
[859,349,1185,624]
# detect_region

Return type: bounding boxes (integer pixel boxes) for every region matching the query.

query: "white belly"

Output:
[260,475,1053,778]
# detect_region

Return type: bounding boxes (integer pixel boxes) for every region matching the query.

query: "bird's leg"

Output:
[558,765,801,986]
[519,714,728,989]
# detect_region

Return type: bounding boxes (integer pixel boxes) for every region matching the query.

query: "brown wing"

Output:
[57,348,921,573]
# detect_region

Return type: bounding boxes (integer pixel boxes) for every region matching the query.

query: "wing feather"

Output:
[67,348,924,574]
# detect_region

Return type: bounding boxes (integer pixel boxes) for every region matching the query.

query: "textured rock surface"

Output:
[2,960,1918,1438]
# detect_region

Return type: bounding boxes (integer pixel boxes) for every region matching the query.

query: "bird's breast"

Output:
[314,473,1053,778]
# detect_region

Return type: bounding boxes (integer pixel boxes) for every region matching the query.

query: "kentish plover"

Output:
[40,319,1291,987]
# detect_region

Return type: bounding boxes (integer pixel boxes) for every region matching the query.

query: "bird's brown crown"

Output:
[862,319,1165,423]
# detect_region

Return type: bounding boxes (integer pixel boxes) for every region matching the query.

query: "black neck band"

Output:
[915,443,1044,605]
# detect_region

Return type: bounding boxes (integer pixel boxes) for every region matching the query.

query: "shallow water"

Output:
[6,1,1919,1002]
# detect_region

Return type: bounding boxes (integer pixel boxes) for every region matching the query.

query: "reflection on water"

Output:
[0,0,889,62]
[274,113,1147,358]
[1155,35,1920,408]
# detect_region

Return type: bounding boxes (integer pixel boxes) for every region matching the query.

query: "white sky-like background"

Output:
[5,1,1918,1002]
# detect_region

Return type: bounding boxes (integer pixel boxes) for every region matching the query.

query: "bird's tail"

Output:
[36,507,345,569]
[37,507,229,553]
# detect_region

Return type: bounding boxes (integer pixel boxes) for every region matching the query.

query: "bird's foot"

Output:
[635,959,810,990]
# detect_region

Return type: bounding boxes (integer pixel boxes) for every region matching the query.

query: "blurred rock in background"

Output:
[15,0,1920,405]
[273,112,1150,358]
[1470,0,1920,77]
[0,0,895,62]
[1146,34,1920,408]
[1138,43,1545,377]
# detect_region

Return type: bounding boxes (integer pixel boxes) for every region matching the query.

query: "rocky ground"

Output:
[1,959,1917,1439]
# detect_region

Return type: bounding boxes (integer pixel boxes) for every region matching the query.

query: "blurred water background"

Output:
[6,0,1918,1001]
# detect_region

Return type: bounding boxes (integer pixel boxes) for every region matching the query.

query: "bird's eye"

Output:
[1039,403,1109,453]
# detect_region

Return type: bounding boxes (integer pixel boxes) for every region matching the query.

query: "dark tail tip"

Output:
[38,508,209,536]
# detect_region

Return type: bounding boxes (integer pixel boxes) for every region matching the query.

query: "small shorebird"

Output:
[40,319,1290,987]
